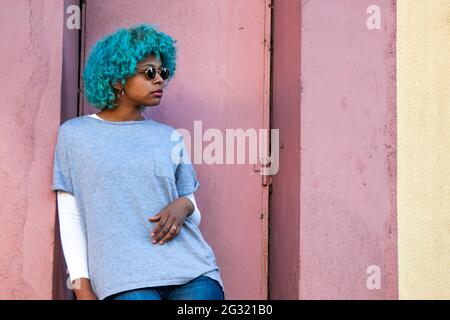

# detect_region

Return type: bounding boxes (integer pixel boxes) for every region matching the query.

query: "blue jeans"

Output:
[104,275,225,300]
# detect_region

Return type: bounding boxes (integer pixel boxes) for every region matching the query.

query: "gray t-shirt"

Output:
[52,115,224,300]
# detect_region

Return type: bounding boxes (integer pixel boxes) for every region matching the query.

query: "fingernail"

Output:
[152,240,156,244]
[159,241,163,245]
[151,233,154,236]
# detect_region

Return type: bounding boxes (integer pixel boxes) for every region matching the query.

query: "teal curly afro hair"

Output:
[83,23,177,110]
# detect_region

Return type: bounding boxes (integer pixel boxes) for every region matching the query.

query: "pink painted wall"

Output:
[0,0,399,300]
[299,0,397,299]
[0,0,64,299]
[270,0,397,299]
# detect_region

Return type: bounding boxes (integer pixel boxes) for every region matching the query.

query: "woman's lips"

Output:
[150,91,163,97]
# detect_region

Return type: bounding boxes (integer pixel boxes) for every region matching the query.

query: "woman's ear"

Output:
[112,81,123,91]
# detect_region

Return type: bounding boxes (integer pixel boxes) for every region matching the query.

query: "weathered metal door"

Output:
[80,0,271,299]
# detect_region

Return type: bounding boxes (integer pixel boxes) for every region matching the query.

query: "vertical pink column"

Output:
[271,0,397,299]
[269,0,302,299]
[0,0,64,299]
[299,0,397,299]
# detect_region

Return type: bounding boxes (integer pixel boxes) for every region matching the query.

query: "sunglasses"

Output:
[140,65,170,81]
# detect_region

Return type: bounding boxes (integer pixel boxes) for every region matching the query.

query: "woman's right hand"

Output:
[72,277,98,300]
[75,290,98,300]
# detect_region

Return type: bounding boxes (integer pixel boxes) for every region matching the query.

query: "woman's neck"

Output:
[97,106,145,121]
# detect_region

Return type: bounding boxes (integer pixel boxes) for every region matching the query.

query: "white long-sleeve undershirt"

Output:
[57,113,202,283]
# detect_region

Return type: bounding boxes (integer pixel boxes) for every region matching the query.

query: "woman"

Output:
[52,24,224,300]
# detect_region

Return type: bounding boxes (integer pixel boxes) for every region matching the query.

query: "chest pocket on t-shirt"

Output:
[152,148,176,182]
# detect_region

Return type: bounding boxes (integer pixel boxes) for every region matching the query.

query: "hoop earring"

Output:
[113,88,125,107]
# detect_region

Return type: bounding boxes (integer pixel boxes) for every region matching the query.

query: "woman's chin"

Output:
[144,99,161,107]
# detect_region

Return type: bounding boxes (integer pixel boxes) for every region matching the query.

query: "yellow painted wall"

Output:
[398,0,450,299]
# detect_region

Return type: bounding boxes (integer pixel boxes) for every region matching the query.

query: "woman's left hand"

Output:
[148,197,194,245]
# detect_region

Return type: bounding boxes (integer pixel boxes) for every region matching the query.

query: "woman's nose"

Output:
[153,71,164,83]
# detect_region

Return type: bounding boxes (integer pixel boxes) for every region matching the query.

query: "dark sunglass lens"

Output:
[160,68,170,80]
[145,67,156,80]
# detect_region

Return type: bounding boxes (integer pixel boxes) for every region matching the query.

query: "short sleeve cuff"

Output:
[177,176,200,197]
[52,171,74,194]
